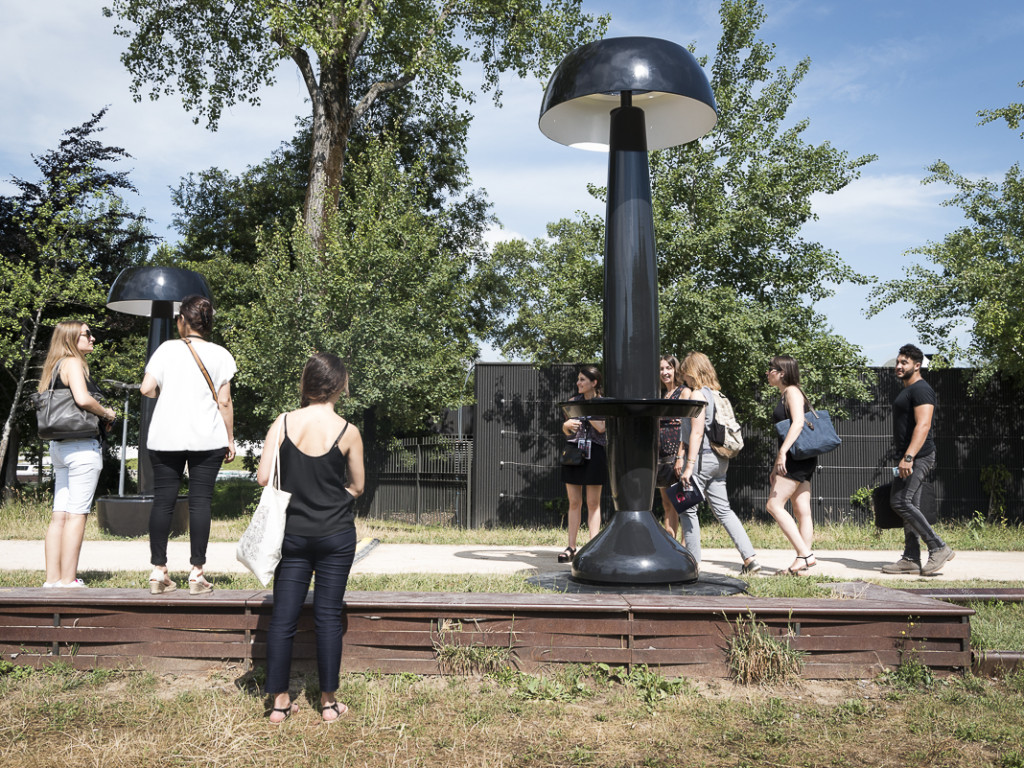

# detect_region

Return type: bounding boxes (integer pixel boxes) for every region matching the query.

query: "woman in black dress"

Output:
[766,355,818,575]
[657,355,690,538]
[558,365,606,563]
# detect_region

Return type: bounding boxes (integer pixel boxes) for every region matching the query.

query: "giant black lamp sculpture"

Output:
[95,266,212,536]
[540,37,718,584]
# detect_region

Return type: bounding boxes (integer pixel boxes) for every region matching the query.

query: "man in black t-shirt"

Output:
[880,344,955,576]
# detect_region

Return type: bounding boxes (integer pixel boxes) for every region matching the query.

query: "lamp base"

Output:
[96,495,189,538]
[571,509,699,584]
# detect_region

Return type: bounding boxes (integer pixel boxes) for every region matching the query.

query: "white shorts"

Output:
[50,438,103,515]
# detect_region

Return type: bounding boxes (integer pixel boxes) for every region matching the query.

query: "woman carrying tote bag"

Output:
[256,353,364,724]
[38,321,115,588]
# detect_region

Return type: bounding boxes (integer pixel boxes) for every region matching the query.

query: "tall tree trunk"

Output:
[0,307,43,492]
[302,60,352,249]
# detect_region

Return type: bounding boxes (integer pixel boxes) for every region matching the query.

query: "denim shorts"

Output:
[50,438,103,515]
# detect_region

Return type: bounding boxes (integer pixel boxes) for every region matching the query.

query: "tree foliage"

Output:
[0,110,154,481]
[869,82,1024,386]
[103,0,607,244]
[226,133,485,455]
[483,0,875,421]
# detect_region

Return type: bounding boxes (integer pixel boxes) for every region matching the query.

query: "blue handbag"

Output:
[774,409,842,460]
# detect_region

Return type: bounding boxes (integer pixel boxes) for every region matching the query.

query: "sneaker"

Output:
[739,559,762,576]
[880,557,922,575]
[42,581,58,588]
[57,579,87,588]
[922,545,955,576]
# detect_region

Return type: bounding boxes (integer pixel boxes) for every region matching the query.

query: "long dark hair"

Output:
[771,355,810,411]
[577,365,603,396]
[660,354,685,392]
[300,352,349,407]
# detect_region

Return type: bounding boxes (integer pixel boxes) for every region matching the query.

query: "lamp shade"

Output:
[539,36,718,151]
[106,266,212,317]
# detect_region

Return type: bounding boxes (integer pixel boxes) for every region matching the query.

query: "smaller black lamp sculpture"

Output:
[540,37,718,584]
[95,266,212,537]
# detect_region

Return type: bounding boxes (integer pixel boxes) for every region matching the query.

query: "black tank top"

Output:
[278,416,355,537]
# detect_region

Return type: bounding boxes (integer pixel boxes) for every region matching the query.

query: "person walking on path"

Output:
[141,295,236,595]
[676,352,760,575]
[881,344,955,576]
[258,353,364,724]
[765,355,817,575]
[40,321,116,588]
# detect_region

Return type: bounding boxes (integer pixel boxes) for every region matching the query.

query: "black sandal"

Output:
[269,702,297,723]
[557,546,577,563]
[322,702,348,722]
[777,554,817,576]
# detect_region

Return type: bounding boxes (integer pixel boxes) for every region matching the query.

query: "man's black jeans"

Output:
[889,452,944,562]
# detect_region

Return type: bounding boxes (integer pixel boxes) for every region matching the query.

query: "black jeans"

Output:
[265,527,357,695]
[889,452,943,561]
[148,448,224,567]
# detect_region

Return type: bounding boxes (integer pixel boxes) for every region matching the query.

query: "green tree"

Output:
[103,0,607,245]
[228,133,484,468]
[869,82,1024,386]
[0,111,154,486]
[484,0,875,420]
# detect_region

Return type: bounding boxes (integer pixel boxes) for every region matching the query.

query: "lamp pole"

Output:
[539,37,719,585]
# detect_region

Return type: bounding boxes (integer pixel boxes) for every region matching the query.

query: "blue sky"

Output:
[2,0,1022,364]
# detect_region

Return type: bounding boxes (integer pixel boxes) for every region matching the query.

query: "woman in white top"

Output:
[141,295,236,595]
[40,321,116,588]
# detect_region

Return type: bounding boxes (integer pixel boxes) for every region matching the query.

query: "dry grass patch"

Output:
[2,661,1024,767]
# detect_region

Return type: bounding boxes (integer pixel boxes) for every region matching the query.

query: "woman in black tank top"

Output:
[765,355,817,575]
[256,353,365,724]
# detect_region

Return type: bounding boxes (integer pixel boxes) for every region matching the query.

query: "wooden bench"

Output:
[0,583,973,678]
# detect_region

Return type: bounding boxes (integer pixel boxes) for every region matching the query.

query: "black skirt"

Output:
[561,442,608,487]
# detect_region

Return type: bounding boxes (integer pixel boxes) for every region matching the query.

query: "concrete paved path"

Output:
[1,539,1022,583]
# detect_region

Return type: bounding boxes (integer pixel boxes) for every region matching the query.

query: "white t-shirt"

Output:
[145,339,237,451]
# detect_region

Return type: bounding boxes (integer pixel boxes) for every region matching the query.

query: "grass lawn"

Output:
[2,655,1024,767]
[4,488,1024,766]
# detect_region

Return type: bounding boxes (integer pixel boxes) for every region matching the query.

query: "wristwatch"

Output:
[903,454,915,462]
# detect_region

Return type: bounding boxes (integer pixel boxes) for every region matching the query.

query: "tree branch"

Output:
[352,0,458,120]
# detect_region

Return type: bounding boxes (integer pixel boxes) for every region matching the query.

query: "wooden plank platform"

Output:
[0,583,973,679]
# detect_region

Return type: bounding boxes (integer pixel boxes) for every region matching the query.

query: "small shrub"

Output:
[879,653,934,689]
[726,612,804,685]
[850,486,874,512]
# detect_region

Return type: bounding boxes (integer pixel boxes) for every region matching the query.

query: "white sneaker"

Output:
[58,579,87,588]
[42,581,59,588]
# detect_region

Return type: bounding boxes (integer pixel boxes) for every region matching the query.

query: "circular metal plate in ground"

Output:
[527,571,747,596]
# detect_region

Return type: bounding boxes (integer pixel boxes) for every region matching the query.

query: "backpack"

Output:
[704,387,744,459]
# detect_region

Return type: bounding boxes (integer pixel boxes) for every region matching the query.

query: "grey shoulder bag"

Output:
[30,362,100,440]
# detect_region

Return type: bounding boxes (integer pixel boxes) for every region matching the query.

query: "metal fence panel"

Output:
[469,363,1023,529]
[367,437,471,527]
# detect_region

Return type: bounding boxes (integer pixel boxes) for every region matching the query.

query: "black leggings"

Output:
[148,448,224,567]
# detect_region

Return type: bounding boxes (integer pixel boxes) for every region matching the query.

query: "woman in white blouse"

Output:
[140,295,236,595]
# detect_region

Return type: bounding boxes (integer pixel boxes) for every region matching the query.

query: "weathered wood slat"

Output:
[0,585,974,678]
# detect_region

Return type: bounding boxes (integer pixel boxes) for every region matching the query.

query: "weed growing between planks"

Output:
[726,612,805,685]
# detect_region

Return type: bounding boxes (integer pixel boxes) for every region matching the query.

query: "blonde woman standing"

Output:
[766,355,817,575]
[40,321,115,588]
[677,352,761,576]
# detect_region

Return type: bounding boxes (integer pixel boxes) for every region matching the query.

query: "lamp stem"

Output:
[620,90,632,109]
